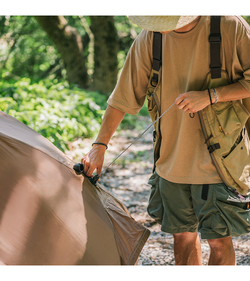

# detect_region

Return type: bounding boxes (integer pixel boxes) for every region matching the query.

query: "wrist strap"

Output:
[207,89,213,105]
[92,142,108,150]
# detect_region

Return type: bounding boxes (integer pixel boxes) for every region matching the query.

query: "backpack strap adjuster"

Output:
[152,58,161,71]
[208,143,221,153]
[209,33,221,43]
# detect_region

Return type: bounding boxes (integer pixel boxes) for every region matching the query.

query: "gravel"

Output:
[66,117,250,266]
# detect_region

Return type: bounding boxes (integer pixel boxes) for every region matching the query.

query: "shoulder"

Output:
[136,29,154,41]
[129,29,154,60]
[221,16,250,39]
[133,29,154,49]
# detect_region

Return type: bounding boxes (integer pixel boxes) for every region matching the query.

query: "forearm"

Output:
[93,105,126,146]
[213,82,250,103]
[81,105,125,176]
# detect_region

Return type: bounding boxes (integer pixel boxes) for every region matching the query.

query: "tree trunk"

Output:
[35,16,89,88]
[90,16,118,94]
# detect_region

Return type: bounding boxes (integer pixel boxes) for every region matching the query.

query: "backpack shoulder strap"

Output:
[209,16,221,79]
[146,32,162,171]
[150,32,162,86]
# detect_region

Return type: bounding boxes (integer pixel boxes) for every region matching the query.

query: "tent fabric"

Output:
[0,111,150,265]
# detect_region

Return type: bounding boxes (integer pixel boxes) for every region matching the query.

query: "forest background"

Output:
[0,15,250,152]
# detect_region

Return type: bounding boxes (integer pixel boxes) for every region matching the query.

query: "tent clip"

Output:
[73,163,100,185]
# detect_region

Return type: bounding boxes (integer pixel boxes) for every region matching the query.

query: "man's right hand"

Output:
[81,144,106,177]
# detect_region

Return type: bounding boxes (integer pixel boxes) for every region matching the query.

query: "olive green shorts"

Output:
[147,172,250,239]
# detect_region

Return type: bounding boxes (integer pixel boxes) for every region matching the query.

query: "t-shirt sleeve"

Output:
[107,29,153,115]
[235,17,250,92]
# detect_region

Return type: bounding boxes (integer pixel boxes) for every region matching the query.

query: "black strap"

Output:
[207,89,213,105]
[151,32,162,86]
[201,184,209,200]
[209,16,221,79]
[152,18,221,83]
[208,143,221,153]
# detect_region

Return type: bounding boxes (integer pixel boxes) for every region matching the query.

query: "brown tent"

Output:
[0,111,150,265]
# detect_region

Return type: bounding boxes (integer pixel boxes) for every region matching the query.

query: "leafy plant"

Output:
[0,77,106,151]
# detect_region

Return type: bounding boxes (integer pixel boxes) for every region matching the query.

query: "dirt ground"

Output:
[66,117,250,266]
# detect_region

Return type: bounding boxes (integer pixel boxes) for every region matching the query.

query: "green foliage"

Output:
[120,104,150,131]
[243,16,250,25]
[0,15,146,153]
[114,16,141,72]
[0,77,106,151]
[0,16,138,84]
[0,16,61,81]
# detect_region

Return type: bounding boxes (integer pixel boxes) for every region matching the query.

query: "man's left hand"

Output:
[175,90,210,113]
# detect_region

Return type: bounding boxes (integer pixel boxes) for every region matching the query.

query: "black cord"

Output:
[207,89,213,105]
[92,142,108,149]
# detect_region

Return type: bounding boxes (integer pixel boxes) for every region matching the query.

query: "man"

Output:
[81,16,250,265]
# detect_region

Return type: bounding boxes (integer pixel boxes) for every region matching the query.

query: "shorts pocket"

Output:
[147,173,163,224]
[210,213,229,237]
[213,185,250,237]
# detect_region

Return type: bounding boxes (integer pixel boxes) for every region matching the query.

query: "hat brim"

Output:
[128,16,199,32]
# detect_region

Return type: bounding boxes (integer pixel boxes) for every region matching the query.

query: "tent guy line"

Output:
[74,101,176,184]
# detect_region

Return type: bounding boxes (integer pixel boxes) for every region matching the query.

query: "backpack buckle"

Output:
[150,73,159,87]
[209,33,221,43]
[209,64,222,79]
[208,143,221,153]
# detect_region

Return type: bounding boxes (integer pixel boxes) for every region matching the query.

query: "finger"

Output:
[81,155,88,165]
[83,160,90,175]
[182,104,191,112]
[178,99,189,110]
[86,165,95,177]
[96,165,103,176]
[176,97,190,110]
[175,93,186,105]
[175,96,183,105]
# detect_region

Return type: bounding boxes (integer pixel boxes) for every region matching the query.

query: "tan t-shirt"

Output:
[108,16,250,184]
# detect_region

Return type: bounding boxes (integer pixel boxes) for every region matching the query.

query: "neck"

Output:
[174,16,201,33]
[160,16,201,34]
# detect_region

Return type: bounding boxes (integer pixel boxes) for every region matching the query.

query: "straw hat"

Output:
[128,16,199,32]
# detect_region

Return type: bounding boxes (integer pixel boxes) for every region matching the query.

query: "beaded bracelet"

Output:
[212,88,219,104]
[92,142,108,150]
